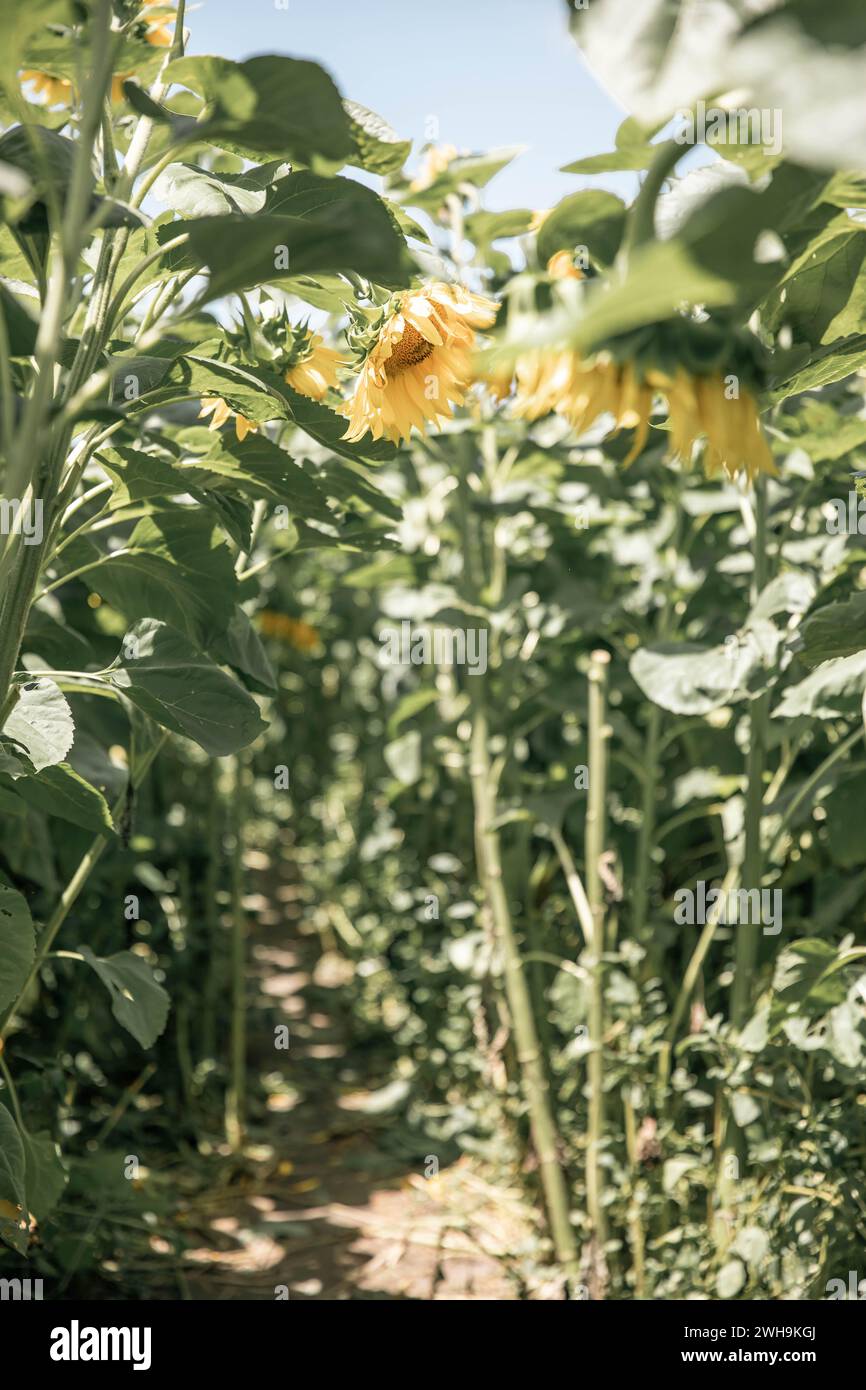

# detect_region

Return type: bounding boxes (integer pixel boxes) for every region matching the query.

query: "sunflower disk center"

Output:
[388,323,435,374]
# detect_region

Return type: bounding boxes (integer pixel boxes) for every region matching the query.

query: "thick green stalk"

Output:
[510,791,555,1076]
[631,705,661,939]
[633,503,683,942]
[622,1088,646,1299]
[585,650,611,1254]
[225,752,248,1153]
[0,4,187,722]
[202,760,223,1062]
[619,139,683,265]
[717,477,771,1239]
[469,698,578,1272]
[457,447,577,1275]
[731,477,770,1030]
[0,5,116,712]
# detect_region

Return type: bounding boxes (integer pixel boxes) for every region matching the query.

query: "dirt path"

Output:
[173,876,531,1301]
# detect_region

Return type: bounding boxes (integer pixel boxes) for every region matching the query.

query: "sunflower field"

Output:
[1,0,866,1317]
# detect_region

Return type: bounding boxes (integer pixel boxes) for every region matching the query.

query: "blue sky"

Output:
[189,0,632,212]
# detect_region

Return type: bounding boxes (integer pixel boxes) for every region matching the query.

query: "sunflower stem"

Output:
[620,140,683,264]
[225,751,249,1154]
[585,649,611,1266]
[457,438,579,1282]
[717,473,770,1244]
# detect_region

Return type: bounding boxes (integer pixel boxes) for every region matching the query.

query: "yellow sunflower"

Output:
[284,332,343,402]
[512,353,774,481]
[662,369,776,483]
[141,0,175,46]
[20,70,72,105]
[24,7,173,109]
[341,282,498,444]
[198,396,259,442]
[111,4,175,101]
[23,6,173,109]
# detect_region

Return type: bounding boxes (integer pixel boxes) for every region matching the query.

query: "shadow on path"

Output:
[176,880,529,1301]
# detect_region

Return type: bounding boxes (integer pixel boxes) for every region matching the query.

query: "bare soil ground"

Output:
[170,869,532,1301]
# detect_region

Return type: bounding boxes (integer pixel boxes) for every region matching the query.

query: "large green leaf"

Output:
[774,651,866,719]
[152,160,284,217]
[213,607,277,695]
[630,640,760,715]
[67,505,238,648]
[496,163,826,361]
[165,54,353,163]
[561,118,658,175]
[77,946,170,1050]
[0,123,75,229]
[0,1105,26,1211]
[763,213,866,346]
[536,190,626,269]
[675,163,828,313]
[106,619,266,755]
[21,1130,67,1222]
[150,355,397,463]
[301,456,402,522]
[98,446,190,506]
[0,124,143,242]
[177,172,410,299]
[0,880,35,1013]
[768,334,866,402]
[778,399,866,462]
[3,677,74,771]
[278,375,399,464]
[185,434,334,520]
[0,0,72,78]
[570,0,732,127]
[3,762,115,835]
[572,0,866,174]
[344,100,411,175]
[799,591,866,666]
[22,595,93,668]
[731,8,866,173]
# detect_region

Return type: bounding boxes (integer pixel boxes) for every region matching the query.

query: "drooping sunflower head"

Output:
[284,329,344,402]
[660,368,775,483]
[341,282,498,444]
[507,317,776,483]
